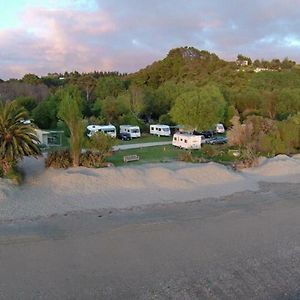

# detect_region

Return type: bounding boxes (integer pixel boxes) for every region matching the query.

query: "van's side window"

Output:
[184,139,187,143]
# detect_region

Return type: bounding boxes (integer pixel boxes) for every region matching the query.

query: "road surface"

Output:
[0,182,300,299]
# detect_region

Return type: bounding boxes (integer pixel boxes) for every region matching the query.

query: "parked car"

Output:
[193,130,214,138]
[207,137,228,145]
[118,132,132,141]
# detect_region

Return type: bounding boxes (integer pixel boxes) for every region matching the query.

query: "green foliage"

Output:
[277,88,300,119]
[95,76,126,100]
[45,149,72,168]
[88,132,116,155]
[22,73,42,85]
[15,96,37,115]
[0,101,41,175]
[171,84,226,130]
[80,132,116,167]
[32,94,60,129]
[159,113,175,125]
[58,85,85,167]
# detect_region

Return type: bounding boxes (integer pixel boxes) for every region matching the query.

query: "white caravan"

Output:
[172,132,202,149]
[150,124,171,136]
[120,125,141,138]
[87,124,116,138]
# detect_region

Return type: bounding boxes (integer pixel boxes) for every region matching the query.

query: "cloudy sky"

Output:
[1,0,300,79]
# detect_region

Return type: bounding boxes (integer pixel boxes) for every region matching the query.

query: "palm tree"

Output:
[0,100,41,175]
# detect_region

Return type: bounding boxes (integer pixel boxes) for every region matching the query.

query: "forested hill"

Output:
[129,47,232,87]
[129,46,299,89]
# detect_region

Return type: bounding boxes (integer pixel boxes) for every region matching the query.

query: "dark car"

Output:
[193,130,214,138]
[118,132,131,141]
[207,137,228,145]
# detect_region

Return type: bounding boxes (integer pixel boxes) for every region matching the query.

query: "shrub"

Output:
[45,149,72,168]
[88,132,116,158]
[178,151,195,162]
[80,151,104,168]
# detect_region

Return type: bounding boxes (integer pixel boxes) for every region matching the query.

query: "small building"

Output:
[35,129,63,147]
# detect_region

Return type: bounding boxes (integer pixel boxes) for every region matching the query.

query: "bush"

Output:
[80,151,104,168]
[178,151,195,162]
[45,149,72,168]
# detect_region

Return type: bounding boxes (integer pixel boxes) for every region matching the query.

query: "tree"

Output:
[22,73,42,85]
[170,84,226,130]
[0,101,41,175]
[32,94,60,129]
[15,96,37,115]
[95,76,125,100]
[58,86,85,167]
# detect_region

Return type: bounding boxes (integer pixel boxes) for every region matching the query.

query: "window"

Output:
[158,128,161,131]
[151,127,154,130]
[184,139,187,143]
[174,137,177,141]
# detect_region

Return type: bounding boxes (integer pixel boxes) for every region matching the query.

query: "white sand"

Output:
[0,154,300,221]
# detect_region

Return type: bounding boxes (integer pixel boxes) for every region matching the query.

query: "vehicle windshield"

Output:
[163,128,169,132]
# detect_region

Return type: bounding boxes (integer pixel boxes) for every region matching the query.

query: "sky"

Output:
[1,0,300,79]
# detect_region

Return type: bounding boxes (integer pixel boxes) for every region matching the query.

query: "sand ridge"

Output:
[0,154,300,221]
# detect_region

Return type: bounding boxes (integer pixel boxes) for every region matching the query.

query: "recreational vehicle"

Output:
[87,125,117,138]
[119,125,141,138]
[172,132,202,149]
[150,124,171,136]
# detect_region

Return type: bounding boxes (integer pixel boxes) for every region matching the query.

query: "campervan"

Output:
[119,125,141,138]
[150,124,171,136]
[172,132,202,149]
[87,125,116,138]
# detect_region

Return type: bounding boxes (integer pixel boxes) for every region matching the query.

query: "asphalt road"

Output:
[0,182,300,299]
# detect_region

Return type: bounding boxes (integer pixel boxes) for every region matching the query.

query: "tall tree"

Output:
[58,86,85,167]
[171,84,226,130]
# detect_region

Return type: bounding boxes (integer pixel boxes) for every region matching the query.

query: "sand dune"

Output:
[0,154,300,222]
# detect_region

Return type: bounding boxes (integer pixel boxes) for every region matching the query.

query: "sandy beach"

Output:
[0,154,300,222]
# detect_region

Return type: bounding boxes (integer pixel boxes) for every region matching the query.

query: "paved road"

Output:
[1,182,300,299]
[113,141,172,151]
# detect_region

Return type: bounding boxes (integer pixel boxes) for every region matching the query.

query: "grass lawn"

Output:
[107,144,187,166]
[107,144,236,167]
[117,134,172,145]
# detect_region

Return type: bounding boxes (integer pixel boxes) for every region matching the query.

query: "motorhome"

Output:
[150,124,171,136]
[119,125,141,138]
[172,132,202,149]
[87,125,116,138]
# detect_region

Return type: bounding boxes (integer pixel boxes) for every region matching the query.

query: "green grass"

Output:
[117,134,172,145]
[107,144,186,166]
[107,143,236,167]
